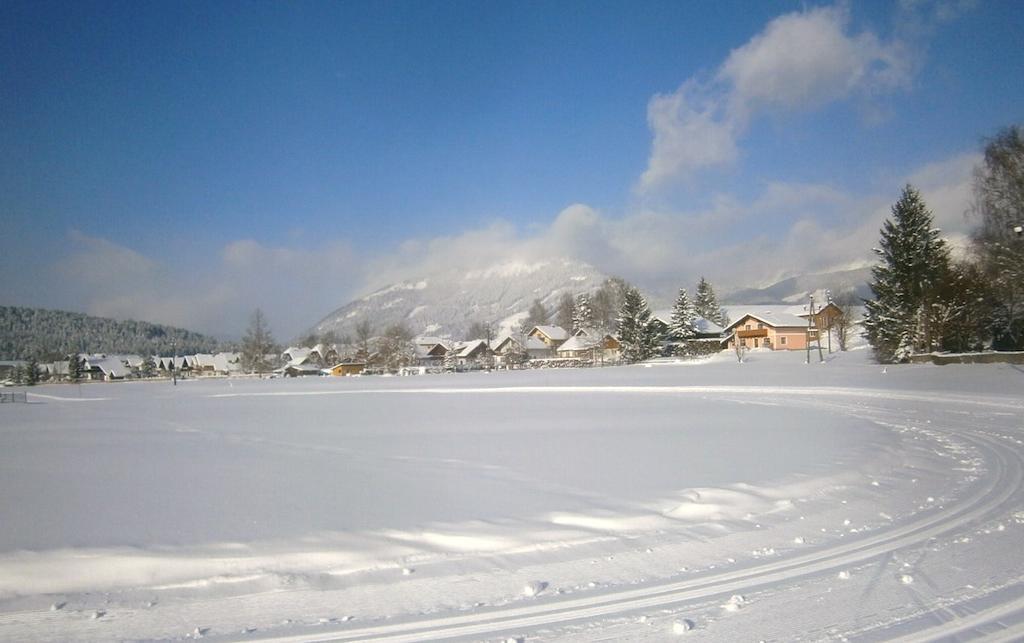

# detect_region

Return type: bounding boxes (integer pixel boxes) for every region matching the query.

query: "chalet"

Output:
[452,339,493,367]
[557,330,622,363]
[722,308,817,351]
[413,338,450,366]
[82,355,130,380]
[282,347,313,365]
[325,361,366,376]
[526,325,570,355]
[555,333,596,359]
[280,363,321,377]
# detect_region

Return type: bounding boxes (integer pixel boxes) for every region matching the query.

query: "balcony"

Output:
[736,328,768,338]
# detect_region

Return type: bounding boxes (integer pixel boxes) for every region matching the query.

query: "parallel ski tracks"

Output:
[258,398,1024,642]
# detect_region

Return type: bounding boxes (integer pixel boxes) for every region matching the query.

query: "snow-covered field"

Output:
[1,350,1023,641]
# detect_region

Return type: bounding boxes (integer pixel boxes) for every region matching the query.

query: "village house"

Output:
[413,337,450,366]
[451,339,493,368]
[324,361,366,376]
[722,307,817,351]
[526,325,570,356]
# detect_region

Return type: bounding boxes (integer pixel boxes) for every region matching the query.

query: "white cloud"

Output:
[42,234,361,340]
[720,6,910,113]
[639,5,914,191]
[364,150,978,302]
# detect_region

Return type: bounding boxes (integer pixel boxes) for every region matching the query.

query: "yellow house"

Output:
[327,362,366,376]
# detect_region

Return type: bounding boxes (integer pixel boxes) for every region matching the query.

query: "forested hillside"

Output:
[0,306,227,359]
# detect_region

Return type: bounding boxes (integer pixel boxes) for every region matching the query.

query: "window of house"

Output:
[740,338,747,346]
[757,323,764,329]
[780,336,787,345]
[745,324,751,330]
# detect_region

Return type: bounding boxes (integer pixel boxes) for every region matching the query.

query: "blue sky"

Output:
[2,1,1022,338]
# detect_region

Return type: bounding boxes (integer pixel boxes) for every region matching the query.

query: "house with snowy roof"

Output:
[526,325,570,356]
[722,307,819,351]
[451,339,493,367]
[82,355,131,380]
[413,338,450,366]
[555,330,622,363]
[282,347,313,366]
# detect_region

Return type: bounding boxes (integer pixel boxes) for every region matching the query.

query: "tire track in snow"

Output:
[251,398,1024,642]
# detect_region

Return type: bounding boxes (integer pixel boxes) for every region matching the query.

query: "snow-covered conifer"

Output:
[572,293,594,334]
[669,288,697,352]
[617,287,657,362]
[863,185,951,362]
[694,277,726,326]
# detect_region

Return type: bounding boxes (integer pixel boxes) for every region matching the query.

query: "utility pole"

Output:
[825,289,833,354]
[806,295,824,364]
[171,339,177,386]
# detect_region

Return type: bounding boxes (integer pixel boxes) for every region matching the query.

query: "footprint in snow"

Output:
[91,610,105,620]
[522,581,547,597]
[672,618,695,634]
[837,570,851,580]
[722,594,746,612]
[50,602,66,611]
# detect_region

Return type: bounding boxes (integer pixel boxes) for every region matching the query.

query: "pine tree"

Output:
[571,293,594,334]
[25,357,39,386]
[863,185,952,362]
[67,354,82,382]
[669,288,698,351]
[617,287,658,363]
[694,277,726,325]
[241,309,276,374]
[140,356,156,378]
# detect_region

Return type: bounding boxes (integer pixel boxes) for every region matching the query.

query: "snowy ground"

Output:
[1,350,1023,641]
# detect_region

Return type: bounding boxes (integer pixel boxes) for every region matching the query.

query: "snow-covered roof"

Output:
[651,310,723,335]
[723,307,810,330]
[524,337,548,351]
[92,357,130,378]
[557,335,597,352]
[455,339,491,358]
[530,325,570,341]
[651,309,672,326]
[694,318,724,334]
[121,355,144,368]
[282,347,312,365]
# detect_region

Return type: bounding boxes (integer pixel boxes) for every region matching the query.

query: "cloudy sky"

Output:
[2,1,1021,339]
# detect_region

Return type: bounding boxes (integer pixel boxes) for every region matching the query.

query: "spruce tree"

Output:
[694,277,726,325]
[67,354,81,382]
[571,293,594,334]
[863,185,952,362]
[669,288,698,347]
[25,357,39,386]
[617,287,657,362]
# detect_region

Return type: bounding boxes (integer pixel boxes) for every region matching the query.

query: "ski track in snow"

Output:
[3,369,1024,641]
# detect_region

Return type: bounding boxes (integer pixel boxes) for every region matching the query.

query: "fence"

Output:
[0,391,28,403]
[909,351,1024,365]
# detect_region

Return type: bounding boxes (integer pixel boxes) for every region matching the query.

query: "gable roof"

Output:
[723,309,810,330]
[557,334,597,352]
[455,339,491,358]
[529,325,570,341]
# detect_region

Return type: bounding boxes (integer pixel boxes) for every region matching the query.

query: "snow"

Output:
[2,351,1024,641]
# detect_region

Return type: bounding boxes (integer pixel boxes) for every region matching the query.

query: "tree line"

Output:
[865,126,1024,362]
[0,306,226,361]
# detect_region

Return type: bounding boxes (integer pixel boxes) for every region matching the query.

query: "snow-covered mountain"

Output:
[722,267,873,305]
[310,259,609,340]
